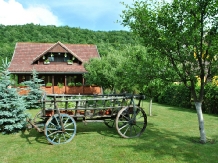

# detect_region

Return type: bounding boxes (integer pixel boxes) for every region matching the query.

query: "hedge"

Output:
[157,84,218,114]
[158,84,192,108]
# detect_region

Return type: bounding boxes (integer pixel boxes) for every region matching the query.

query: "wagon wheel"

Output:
[44,114,77,145]
[104,118,115,128]
[115,106,147,138]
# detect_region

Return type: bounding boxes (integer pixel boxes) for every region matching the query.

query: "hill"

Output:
[0,24,141,63]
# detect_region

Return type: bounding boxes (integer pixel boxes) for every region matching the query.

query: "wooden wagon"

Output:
[28,93,147,145]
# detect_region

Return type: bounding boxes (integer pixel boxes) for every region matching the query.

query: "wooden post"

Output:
[82,76,85,94]
[52,75,54,94]
[65,75,67,94]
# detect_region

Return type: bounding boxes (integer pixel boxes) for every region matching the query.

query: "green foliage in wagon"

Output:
[56,97,76,108]
[0,58,27,134]
[67,102,76,108]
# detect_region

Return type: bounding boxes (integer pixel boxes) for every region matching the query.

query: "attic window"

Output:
[41,52,78,63]
[48,57,54,62]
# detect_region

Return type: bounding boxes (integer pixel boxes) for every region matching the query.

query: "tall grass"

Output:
[0,101,217,163]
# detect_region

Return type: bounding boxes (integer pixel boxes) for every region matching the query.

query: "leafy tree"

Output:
[121,0,218,143]
[85,44,166,114]
[0,58,27,134]
[84,48,126,92]
[142,79,166,116]
[22,70,45,109]
[114,45,167,115]
[85,43,170,117]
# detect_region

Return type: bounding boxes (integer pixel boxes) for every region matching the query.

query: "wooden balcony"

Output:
[17,86,102,95]
[42,86,102,95]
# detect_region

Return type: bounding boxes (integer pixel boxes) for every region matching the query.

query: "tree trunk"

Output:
[195,102,207,143]
[149,98,152,116]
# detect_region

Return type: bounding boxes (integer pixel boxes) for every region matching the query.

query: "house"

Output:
[8,41,102,94]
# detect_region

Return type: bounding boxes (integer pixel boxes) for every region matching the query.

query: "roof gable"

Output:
[32,41,83,63]
[8,41,100,73]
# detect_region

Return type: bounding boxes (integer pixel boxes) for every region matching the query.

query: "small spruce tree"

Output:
[0,58,27,134]
[22,70,45,109]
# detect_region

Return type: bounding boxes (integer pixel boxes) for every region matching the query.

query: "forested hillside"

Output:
[0,23,141,63]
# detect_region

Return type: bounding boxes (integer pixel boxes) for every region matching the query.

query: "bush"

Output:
[202,84,218,114]
[157,83,218,114]
[68,82,75,86]
[46,82,52,87]
[158,84,192,108]
[75,82,82,86]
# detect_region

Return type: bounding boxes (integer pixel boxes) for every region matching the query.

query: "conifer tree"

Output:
[0,59,27,134]
[22,70,45,109]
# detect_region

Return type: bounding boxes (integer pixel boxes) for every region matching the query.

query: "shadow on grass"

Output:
[152,102,197,114]
[76,121,120,138]
[76,118,218,162]
[19,119,217,162]
[20,121,119,145]
[113,122,217,163]
[152,102,218,117]
[20,129,48,145]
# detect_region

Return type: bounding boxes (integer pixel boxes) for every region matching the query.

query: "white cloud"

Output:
[0,0,61,26]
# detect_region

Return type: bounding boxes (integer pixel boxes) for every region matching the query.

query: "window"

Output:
[48,57,54,62]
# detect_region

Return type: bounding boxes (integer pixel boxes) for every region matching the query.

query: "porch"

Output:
[42,85,101,95]
[17,74,102,95]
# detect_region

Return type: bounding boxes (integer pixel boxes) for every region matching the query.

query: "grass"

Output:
[0,101,218,163]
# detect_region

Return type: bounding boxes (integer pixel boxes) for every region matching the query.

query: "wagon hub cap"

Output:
[129,119,136,125]
[56,125,62,130]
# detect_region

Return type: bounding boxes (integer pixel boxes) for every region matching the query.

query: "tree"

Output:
[121,0,218,143]
[0,58,27,134]
[114,45,166,115]
[22,70,45,109]
[142,79,166,116]
[84,47,127,92]
[85,43,166,117]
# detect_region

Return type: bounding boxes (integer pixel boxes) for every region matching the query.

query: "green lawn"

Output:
[0,101,217,163]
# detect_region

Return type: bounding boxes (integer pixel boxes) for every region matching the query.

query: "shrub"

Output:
[57,82,64,88]
[75,82,82,86]
[68,82,75,86]
[157,83,218,114]
[158,84,191,108]
[46,82,52,87]
[202,83,218,114]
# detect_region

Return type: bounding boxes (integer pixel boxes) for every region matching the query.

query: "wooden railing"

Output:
[42,86,102,94]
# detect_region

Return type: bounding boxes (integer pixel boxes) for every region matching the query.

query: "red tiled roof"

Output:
[8,42,100,74]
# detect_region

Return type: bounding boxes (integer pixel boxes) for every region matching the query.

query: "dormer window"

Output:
[40,52,79,64]
[49,56,54,62]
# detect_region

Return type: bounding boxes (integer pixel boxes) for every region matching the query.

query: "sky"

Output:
[0,0,134,31]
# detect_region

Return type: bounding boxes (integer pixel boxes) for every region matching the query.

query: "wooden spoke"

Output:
[104,118,115,128]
